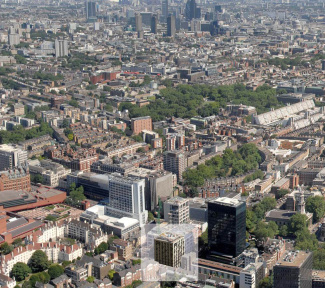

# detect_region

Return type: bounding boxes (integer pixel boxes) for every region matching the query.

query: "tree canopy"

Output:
[276,189,290,200]
[108,270,116,280]
[306,196,325,223]
[258,276,273,288]
[48,264,64,279]
[11,262,31,281]
[289,214,308,235]
[29,272,50,287]
[94,242,108,255]
[29,250,50,273]
[118,84,280,121]
[0,242,13,255]
[87,276,95,283]
[183,143,262,187]
[294,228,318,251]
[253,221,279,242]
[246,197,277,238]
[67,183,86,204]
[314,247,325,270]
[0,121,53,144]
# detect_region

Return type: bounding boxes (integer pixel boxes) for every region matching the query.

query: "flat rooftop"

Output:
[165,196,188,205]
[0,144,24,152]
[209,197,243,207]
[276,251,312,267]
[156,233,184,243]
[313,270,325,280]
[36,187,66,198]
[0,190,35,203]
[266,209,297,220]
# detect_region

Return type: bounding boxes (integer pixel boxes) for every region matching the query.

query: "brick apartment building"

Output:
[46,145,99,172]
[0,167,31,192]
[90,72,118,85]
[110,239,133,261]
[131,116,152,135]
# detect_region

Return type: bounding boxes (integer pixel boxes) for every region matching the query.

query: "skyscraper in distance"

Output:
[185,0,197,21]
[162,0,168,22]
[8,26,20,46]
[85,1,96,19]
[55,39,69,58]
[208,197,246,261]
[167,14,176,37]
[151,14,158,34]
[135,13,142,32]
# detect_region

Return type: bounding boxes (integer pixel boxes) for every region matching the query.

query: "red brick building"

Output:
[131,116,152,135]
[198,188,219,198]
[0,210,44,244]
[46,145,98,172]
[289,174,299,189]
[90,72,118,85]
[151,138,163,149]
[0,187,66,213]
[0,167,31,192]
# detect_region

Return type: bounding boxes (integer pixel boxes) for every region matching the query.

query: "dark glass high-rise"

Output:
[208,197,246,259]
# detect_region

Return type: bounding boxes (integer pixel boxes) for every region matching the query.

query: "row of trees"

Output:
[61,53,98,70]
[1,78,22,90]
[243,170,264,183]
[0,121,53,144]
[129,75,152,87]
[33,71,64,82]
[267,56,305,70]
[183,144,262,187]
[118,83,280,121]
[0,67,14,76]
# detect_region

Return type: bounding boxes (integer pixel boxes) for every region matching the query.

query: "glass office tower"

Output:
[208,197,246,258]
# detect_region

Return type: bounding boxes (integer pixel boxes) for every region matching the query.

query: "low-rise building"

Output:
[240,262,265,288]
[112,265,141,287]
[64,266,88,283]
[0,242,83,276]
[29,159,71,187]
[65,219,108,249]
[265,209,312,227]
[80,205,140,240]
[76,255,111,280]
[110,239,133,261]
